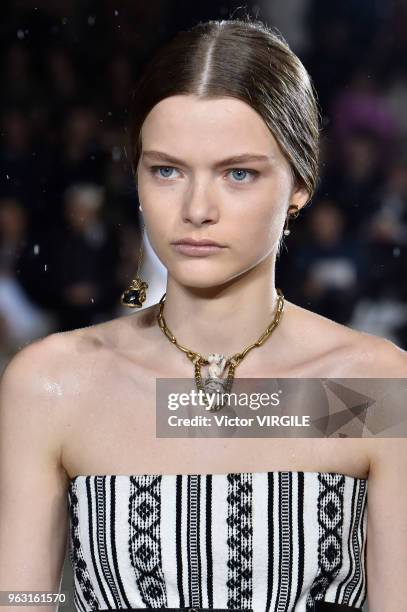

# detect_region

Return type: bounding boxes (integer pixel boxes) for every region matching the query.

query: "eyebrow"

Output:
[142,150,272,167]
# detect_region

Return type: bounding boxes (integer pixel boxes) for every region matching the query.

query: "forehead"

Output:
[140,94,280,157]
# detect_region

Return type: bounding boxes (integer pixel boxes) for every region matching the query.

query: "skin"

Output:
[0,94,406,610]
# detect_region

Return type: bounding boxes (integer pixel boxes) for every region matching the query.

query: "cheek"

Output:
[137,174,179,220]
[239,221,279,257]
[229,198,286,255]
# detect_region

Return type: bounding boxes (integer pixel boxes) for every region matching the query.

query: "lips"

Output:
[172,242,225,256]
[173,239,223,247]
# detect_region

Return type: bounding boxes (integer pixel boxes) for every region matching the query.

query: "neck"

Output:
[157,256,284,360]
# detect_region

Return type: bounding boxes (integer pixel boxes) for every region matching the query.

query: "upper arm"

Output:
[366,439,407,611]
[0,334,70,605]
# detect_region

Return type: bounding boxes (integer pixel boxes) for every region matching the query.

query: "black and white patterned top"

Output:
[67,471,368,612]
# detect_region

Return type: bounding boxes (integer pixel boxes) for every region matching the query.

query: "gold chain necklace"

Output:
[156,288,285,412]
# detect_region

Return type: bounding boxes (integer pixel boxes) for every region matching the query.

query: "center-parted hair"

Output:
[128,17,321,203]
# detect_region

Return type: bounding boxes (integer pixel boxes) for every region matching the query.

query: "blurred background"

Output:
[1,1,405,610]
[1,0,407,375]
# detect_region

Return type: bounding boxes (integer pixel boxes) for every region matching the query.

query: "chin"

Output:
[168,263,249,291]
[171,273,226,289]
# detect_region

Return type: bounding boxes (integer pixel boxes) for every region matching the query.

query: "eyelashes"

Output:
[228,168,259,183]
[150,166,179,180]
[149,165,259,184]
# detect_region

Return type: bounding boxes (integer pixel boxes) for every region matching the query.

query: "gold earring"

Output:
[283,204,300,236]
[120,224,149,308]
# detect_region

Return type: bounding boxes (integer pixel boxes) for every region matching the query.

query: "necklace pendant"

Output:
[202,353,230,410]
[207,353,227,378]
[157,288,285,413]
[204,378,228,410]
[202,376,228,395]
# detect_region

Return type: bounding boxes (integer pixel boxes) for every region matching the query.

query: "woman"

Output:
[0,17,406,612]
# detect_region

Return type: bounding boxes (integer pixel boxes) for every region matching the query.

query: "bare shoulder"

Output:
[0,304,160,400]
[335,323,407,377]
[0,329,82,426]
[286,300,407,377]
[0,322,105,415]
[354,332,407,377]
[0,331,68,399]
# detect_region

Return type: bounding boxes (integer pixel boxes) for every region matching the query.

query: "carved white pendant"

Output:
[207,353,227,378]
[201,352,228,401]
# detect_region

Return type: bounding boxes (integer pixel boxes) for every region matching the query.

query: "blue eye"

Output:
[229,169,258,183]
[151,166,179,179]
[150,165,258,183]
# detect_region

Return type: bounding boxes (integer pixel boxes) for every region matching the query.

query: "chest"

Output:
[61,354,370,481]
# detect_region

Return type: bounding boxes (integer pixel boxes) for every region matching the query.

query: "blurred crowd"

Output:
[1,0,407,370]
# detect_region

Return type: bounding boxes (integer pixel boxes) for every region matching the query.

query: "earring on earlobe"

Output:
[283,204,300,236]
[120,223,149,308]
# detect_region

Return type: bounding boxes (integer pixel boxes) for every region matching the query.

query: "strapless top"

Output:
[67,471,368,612]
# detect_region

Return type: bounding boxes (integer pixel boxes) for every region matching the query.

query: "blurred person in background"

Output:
[368,160,407,248]
[0,197,53,366]
[349,160,407,344]
[331,68,397,148]
[317,127,386,236]
[366,160,407,301]
[294,199,365,323]
[52,183,121,331]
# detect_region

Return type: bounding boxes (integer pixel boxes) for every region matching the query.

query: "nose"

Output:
[181,177,219,226]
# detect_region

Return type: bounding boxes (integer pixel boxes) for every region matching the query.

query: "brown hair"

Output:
[128,16,321,203]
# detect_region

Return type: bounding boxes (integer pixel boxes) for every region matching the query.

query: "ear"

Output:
[290,183,310,212]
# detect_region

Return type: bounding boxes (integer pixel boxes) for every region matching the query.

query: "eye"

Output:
[149,165,258,183]
[227,168,259,183]
[150,165,181,180]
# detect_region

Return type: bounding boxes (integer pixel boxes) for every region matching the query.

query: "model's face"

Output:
[137,95,308,288]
